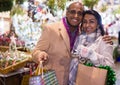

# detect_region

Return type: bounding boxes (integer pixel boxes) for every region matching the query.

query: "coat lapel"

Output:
[58,21,70,53]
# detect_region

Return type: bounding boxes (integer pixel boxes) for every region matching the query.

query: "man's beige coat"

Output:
[32,20,71,85]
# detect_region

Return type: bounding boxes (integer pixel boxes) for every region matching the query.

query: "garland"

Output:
[84,63,116,85]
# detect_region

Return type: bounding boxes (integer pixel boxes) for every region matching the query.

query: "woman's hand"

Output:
[79,45,93,58]
[74,45,93,58]
[102,35,113,45]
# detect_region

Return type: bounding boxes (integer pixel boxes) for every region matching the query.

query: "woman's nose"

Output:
[86,23,90,27]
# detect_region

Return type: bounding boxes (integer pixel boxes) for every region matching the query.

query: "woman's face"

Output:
[82,14,98,34]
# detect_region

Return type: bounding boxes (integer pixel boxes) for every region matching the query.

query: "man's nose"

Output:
[74,13,79,17]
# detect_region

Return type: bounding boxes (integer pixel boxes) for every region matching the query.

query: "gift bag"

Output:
[29,61,59,85]
[21,65,33,85]
[76,64,107,85]
[21,74,31,85]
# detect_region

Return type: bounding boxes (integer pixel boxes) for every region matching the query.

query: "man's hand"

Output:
[102,35,113,45]
[37,52,49,65]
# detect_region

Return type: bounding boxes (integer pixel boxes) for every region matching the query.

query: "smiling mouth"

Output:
[71,19,79,25]
[85,28,92,32]
[86,28,91,31]
[72,19,78,22]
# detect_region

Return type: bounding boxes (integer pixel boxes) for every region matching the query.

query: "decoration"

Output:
[0,33,25,47]
[85,63,116,85]
[0,37,31,74]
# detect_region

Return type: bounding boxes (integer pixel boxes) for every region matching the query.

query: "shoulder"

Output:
[95,36,106,45]
[41,20,62,29]
[41,20,64,34]
[95,36,113,48]
[95,36,103,41]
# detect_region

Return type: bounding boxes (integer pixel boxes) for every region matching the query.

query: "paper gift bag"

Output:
[76,64,107,85]
[29,61,59,85]
[21,74,31,85]
[21,67,33,85]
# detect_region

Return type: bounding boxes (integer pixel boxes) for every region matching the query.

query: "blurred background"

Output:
[0,0,120,85]
[0,0,120,49]
[0,0,120,48]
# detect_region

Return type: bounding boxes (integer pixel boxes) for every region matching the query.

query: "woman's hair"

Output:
[81,10,105,36]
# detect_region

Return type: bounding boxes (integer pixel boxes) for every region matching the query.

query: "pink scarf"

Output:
[62,17,79,51]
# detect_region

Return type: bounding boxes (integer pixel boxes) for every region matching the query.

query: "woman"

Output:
[69,10,114,85]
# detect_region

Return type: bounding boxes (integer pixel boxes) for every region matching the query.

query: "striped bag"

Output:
[29,61,59,85]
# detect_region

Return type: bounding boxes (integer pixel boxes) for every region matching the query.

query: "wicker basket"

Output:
[0,58,30,74]
[0,46,9,52]
[0,46,31,74]
[0,46,23,52]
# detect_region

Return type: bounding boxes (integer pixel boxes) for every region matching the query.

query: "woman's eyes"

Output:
[83,20,95,24]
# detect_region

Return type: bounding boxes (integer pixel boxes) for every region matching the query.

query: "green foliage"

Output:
[0,0,26,12]
[46,0,55,10]
[47,0,67,11]
[15,0,27,4]
[99,65,116,85]
[85,63,116,85]
[100,4,108,12]
[113,6,120,15]
[57,0,67,10]
[82,0,99,9]
[47,0,67,15]
[10,5,25,16]
[113,46,120,62]
[0,0,13,12]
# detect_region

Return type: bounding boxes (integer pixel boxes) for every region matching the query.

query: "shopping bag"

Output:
[21,65,33,85]
[75,64,107,85]
[21,74,31,85]
[21,61,38,85]
[29,61,59,85]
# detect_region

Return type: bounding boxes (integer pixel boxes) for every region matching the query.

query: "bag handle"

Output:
[34,61,44,78]
[40,61,44,78]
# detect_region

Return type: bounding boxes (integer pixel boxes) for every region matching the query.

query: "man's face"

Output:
[66,3,84,27]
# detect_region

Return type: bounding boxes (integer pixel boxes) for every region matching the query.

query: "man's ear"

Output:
[66,10,69,16]
[66,7,70,15]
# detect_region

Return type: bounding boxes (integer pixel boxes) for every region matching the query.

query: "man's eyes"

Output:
[68,10,83,16]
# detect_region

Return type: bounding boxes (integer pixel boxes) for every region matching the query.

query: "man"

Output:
[32,1,112,85]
